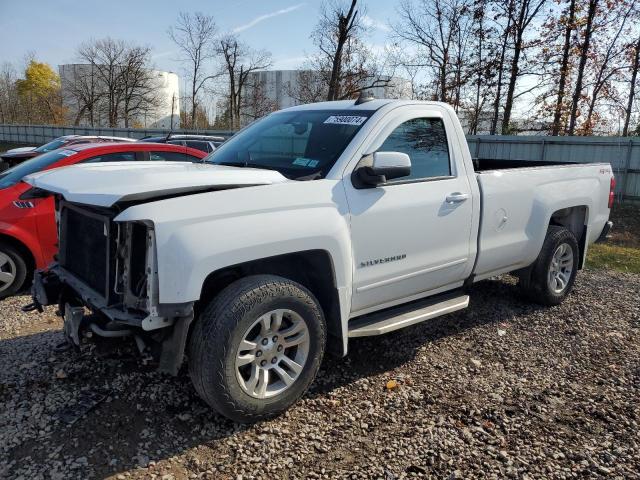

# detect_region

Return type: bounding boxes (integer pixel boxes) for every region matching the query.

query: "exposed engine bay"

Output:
[30,198,193,375]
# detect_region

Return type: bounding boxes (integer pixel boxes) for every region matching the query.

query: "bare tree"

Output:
[168,12,218,128]
[120,46,165,127]
[395,0,472,104]
[465,1,498,134]
[623,31,640,135]
[550,0,577,135]
[217,35,272,129]
[489,0,515,135]
[567,0,598,135]
[501,0,547,134]
[77,38,129,127]
[322,0,358,100]
[285,70,331,104]
[242,74,278,123]
[387,44,428,100]
[61,64,100,126]
[311,0,390,101]
[74,38,164,127]
[580,3,635,134]
[0,63,20,124]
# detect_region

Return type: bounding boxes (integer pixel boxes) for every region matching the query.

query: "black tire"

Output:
[519,226,579,306]
[0,241,28,300]
[188,274,326,423]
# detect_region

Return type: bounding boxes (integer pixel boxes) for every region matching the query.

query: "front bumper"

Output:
[30,267,194,375]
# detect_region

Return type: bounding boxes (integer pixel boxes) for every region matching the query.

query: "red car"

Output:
[0,142,207,298]
[0,135,136,167]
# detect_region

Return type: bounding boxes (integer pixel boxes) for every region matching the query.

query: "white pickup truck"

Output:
[26,99,614,423]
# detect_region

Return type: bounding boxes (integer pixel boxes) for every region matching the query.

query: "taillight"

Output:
[608,176,615,209]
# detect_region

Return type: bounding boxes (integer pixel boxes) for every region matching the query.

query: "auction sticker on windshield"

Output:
[324,115,368,126]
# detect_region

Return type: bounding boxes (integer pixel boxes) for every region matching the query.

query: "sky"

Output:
[0,0,397,76]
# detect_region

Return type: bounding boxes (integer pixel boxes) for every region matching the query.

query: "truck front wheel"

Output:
[188,275,326,423]
[519,226,579,306]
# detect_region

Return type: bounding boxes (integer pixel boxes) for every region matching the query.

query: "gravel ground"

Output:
[1,269,639,480]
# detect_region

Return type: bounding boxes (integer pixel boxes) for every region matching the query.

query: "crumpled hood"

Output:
[24,161,289,207]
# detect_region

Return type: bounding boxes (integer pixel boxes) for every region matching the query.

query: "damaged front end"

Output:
[29,199,193,375]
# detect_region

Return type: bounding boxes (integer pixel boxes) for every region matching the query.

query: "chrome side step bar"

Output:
[348,294,470,338]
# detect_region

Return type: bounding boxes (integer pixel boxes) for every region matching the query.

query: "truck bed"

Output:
[471,162,612,282]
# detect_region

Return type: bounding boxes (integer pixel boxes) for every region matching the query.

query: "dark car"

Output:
[140,134,226,154]
[0,135,135,167]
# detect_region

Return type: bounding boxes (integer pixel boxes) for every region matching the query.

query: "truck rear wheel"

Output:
[519,226,579,306]
[0,241,28,300]
[188,274,326,423]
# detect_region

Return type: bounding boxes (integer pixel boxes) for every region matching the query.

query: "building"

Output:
[59,64,180,129]
[242,70,413,122]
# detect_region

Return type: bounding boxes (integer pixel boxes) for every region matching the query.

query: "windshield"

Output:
[203,110,374,180]
[0,149,77,189]
[34,138,68,153]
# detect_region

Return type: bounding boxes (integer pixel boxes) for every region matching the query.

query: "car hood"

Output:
[5,146,36,154]
[24,161,289,208]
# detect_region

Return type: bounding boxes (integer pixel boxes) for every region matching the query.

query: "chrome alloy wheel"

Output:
[235,309,310,399]
[548,243,574,294]
[0,251,17,293]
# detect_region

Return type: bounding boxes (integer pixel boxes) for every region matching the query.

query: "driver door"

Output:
[345,111,474,314]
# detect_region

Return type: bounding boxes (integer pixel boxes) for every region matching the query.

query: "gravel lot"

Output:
[1,269,639,480]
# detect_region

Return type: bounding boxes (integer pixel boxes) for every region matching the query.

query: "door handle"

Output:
[445,192,470,204]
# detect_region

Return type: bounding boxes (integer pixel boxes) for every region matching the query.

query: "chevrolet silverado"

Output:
[25,99,614,422]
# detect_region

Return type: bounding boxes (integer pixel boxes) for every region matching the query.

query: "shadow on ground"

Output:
[2,277,544,479]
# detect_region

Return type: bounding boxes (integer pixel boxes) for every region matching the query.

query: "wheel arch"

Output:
[548,205,588,269]
[196,249,345,355]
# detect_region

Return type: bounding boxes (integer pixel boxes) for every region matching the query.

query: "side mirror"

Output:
[353,151,411,188]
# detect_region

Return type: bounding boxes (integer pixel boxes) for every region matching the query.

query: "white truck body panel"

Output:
[473,164,612,280]
[115,180,354,303]
[25,99,613,354]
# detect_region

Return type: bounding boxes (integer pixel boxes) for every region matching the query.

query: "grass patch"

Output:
[586,243,640,274]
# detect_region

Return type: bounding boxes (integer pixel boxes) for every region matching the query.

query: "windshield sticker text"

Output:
[324,115,368,126]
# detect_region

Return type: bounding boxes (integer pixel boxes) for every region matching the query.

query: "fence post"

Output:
[540,139,546,162]
[621,139,633,202]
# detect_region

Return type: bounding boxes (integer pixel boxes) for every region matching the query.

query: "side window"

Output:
[149,151,189,162]
[185,140,209,153]
[83,152,136,163]
[378,118,451,181]
[168,140,185,146]
[249,122,310,161]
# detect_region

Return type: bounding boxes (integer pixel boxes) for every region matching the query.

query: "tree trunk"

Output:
[472,15,484,135]
[490,5,513,135]
[326,0,357,101]
[551,0,576,136]
[501,31,522,135]
[568,0,598,135]
[190,76,197,128]
[623,34,640,136]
